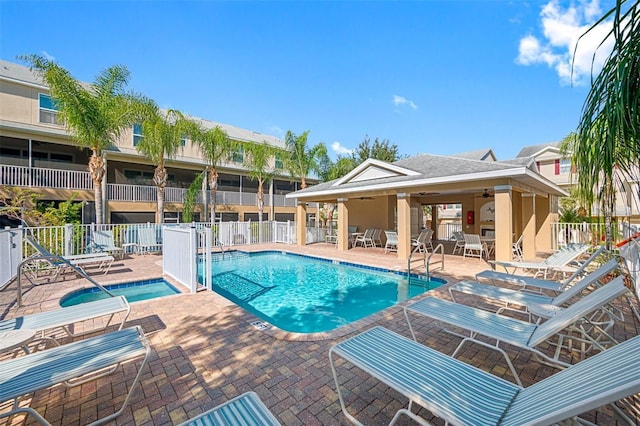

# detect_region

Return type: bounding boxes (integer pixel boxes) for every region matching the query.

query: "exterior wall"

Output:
[344,197,392,231]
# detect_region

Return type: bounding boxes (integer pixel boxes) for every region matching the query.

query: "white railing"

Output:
[438,221,462,241]
[163,226,199,293]
[550,221,634,250]
[107,184,156,202]
[0,164,93,190]
[0,227,22,290]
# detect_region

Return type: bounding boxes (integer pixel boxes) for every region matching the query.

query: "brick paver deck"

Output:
[1,242,638,425]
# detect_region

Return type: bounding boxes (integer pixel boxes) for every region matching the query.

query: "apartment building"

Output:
[516,142,640,223]
[0,59,317,224]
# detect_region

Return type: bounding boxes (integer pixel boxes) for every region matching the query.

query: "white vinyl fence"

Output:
[0,228,22,290]
[162,226,199,293]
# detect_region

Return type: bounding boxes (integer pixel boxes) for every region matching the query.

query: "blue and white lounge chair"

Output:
[24,234,114,279]
[450,258,620,319]
[0,295,130,345]
[137,227,161,255]
[478,245,607,292]
[0,326,150,425]
[490,243,590,279]
[404,276,629,386]
[330,326,640,426]
[180,391,280,426]
[91,229,124,259]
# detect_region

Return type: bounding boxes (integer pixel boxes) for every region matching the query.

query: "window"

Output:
[133,124,143,146]
[275,153,284,170]
[232,147,244,163]
[39,93,61,125]
[180,135,187,147]
[50,153,73,163]
[560,159,571,174]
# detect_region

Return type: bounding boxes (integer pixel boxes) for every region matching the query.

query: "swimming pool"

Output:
[200,251,445,333]
[60,278,181,307]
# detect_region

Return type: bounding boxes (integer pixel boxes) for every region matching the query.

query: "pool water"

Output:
[199,251,445,333]
[60,278,180,307]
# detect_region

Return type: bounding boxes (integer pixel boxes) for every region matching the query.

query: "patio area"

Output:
[1,242,639,425]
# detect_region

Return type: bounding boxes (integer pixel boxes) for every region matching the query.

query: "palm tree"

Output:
[568,0,640,245]
[284,130,327,189]
[187,122,232,224]
[135,108,187,223]
[20,54,151,224]
[243,141,280,241]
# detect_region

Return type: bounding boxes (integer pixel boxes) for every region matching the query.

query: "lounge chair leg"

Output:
[329,350,365,426]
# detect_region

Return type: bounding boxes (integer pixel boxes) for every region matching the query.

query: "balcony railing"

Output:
[0,164,93,190]
[2,164,314,208]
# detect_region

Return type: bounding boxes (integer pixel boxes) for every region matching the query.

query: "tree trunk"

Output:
[208,166,218,224]
[88,152,105,224]
[257,179,264,243]
[154,163,168,224]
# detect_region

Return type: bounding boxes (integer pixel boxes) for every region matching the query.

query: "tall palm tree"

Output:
[135,108,187,223]
[187,122,233,224]
[244,141,279,225]
[284,130,327,189]
[20,54,151,224]
[567,0,640,245]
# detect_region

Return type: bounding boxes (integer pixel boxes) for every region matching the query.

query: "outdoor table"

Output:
[0,328,36,354]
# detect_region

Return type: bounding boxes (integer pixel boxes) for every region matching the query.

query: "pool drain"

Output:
[250,320,271,330]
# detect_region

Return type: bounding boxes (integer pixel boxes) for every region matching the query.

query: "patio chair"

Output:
[512,234,524,260]
[138,227,161,255]
[91,229,124,259]
[23,234,115,280]
[0,326,150,425]
[490,243,591,279]
[0,295,131,346]
[179,391,280,426]
[452,231,465,255]
[354,228,375,248]
[371,228,383,247]
[329,325,640,426]
[450,258,620,320]
[411,229,433,253]
[404,276,629,386]
[477,245,607,292]
[463,233,488,259]
[384,230,398,253]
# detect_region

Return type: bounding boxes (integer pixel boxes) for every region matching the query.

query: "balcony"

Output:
[1,164,312,208]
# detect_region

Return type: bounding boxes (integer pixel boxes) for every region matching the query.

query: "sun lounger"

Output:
[24,235,115,279]
[450,258,620,319]
[329,325,640,426]
[404,276,628,385]
[180,391,281,426]
[137,227,161,255]
[490,243,590,279]
[478,245,607,292]
[0,295,130,345]
[0,326,150,425]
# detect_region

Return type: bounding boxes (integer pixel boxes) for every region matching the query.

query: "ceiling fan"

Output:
[475,189,494,199]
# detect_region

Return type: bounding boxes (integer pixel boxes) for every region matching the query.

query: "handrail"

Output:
[425,243,445,280]
[16,255,115,307]
[407,244,428,278]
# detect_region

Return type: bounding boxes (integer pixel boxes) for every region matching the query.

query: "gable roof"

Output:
[516,142,561,158]
[450,148,496,161]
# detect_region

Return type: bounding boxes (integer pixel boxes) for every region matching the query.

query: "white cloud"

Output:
[516,0,614,85]
[42,51,56,61]
[393,95,418,111]
[331,141,353,155]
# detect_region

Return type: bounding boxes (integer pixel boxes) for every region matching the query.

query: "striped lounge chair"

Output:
[330,326,640,425]
[404,276,629,386]
[180,391,280,426]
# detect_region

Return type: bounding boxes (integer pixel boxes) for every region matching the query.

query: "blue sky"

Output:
[1,0,615,160]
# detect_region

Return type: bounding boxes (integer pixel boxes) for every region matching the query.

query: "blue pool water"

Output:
[199,251,445,333]
[60,278,180,307]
